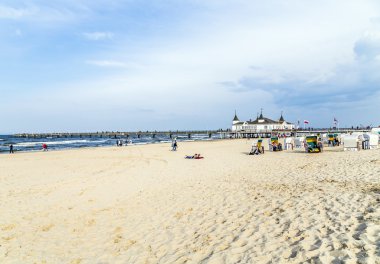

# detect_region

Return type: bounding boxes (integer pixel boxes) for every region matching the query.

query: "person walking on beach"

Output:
[9,144,14,154]
[172,139,178,151]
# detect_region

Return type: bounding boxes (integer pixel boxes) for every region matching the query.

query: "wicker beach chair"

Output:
[249,139,264,154]
[269,137,282,151]
[367,133,379,149]
[305,136,321,153]
[343,135,361,151]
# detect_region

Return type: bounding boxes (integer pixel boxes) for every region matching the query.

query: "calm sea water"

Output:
[0,133,222,153]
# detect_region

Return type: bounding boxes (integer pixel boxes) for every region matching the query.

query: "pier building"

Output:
[232,110,295,133]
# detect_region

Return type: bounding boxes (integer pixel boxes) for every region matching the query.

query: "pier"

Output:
[13,128,371,140]
[13,130,228,139]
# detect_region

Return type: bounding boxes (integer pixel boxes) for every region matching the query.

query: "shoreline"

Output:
[0,137,222,155]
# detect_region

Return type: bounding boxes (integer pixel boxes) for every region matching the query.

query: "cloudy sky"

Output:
[1,0,380,133]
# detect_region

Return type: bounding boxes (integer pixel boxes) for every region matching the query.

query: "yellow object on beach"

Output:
[305,136,320,153]
[270,137,278,145]
[270,136,281,151]
[257,139,263,149]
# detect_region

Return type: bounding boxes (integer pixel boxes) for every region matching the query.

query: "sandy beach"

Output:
[1,139,379,263]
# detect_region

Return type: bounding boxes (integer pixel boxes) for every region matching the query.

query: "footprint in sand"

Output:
[1,224,16,231]
[41,224,54,232]
[85,219,96,227]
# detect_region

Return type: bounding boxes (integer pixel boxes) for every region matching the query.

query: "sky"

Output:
[1,0,380,133]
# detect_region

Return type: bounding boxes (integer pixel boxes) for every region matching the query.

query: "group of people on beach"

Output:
[7,138,204,159]
[116,139,132,147]
[170,139,205,159]
[8,143,48,153]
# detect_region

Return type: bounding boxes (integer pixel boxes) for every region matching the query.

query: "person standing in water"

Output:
[42,143,48,151]
[9,144,14,154]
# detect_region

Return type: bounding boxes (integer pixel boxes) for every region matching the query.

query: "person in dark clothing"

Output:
[9,144,14,154]
[278,143,283,151]
[172,139,178,151]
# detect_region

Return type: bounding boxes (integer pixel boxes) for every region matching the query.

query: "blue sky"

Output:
[1,0,380,133]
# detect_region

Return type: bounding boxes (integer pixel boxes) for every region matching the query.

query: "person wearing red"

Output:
[42,143,48,151]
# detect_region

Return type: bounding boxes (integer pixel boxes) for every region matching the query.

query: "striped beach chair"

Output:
[305,136,321,153]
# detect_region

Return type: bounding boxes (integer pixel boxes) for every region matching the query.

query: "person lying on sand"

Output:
[194,154,204,159]
[185,154,204,159]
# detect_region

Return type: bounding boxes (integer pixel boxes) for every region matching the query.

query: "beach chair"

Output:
[333,134,340,146]
[341,134,352,146]
[285,137,294,150]
[294,137,305,148]
[367,133,379,149]
[249,139,264,155]
[371,128,380,136]
[327,134,335,146]
[269,137,280,151]
[343,135,360,151]
[321,134,328,144]
[305,136,321,153]
[257,139,263,149]
[327,134,339,146]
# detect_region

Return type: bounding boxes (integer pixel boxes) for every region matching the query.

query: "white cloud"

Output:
[0,5,36,19]
[83,32,114,40]
[86,60,126,67]
[0,2,88,23]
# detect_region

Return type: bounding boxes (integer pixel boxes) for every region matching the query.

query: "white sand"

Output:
[1,139,379,263]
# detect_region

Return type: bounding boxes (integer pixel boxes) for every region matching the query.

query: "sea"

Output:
[0,133,223,154]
